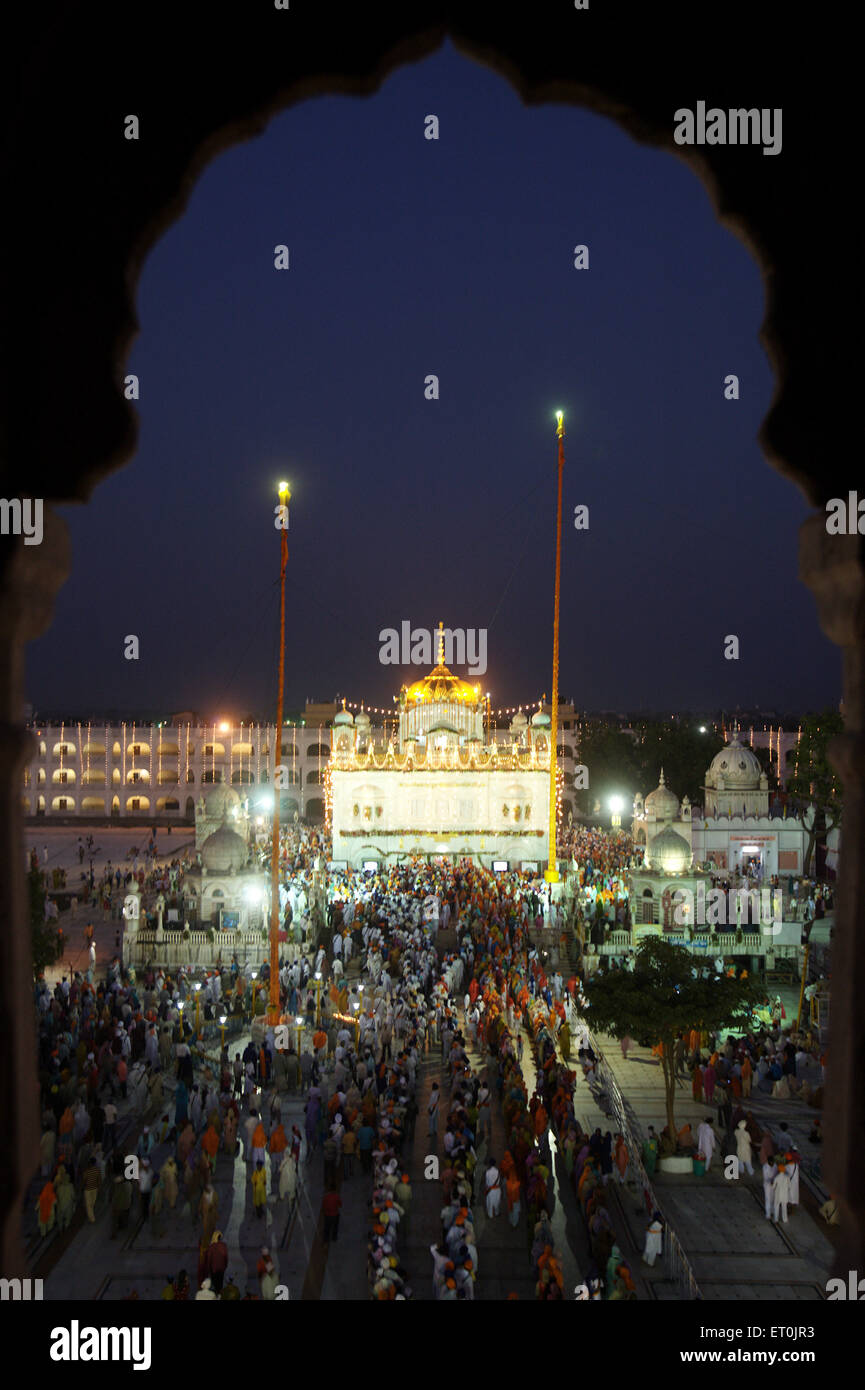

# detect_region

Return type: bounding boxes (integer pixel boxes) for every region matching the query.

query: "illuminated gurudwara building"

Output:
[330,624,552,870]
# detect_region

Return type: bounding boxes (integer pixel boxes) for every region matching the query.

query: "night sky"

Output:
[26,42,838,722]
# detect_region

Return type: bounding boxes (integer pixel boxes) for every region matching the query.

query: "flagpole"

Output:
[269,481,290,1024]
[546,411,565,884]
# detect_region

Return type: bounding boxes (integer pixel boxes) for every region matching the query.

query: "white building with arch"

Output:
[330,628,552,870]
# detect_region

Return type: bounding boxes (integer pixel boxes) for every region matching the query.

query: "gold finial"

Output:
[555,410,564,439]
[437,620,445,666]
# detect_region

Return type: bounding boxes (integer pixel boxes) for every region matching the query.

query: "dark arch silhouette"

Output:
[1,3,860,1281]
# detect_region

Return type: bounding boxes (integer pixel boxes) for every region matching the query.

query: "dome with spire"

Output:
[707,735,763,789]
[204,785,241,821]
[201,818,248,873]
[333,699,354,727]
[645,769,679,819]
[648,825,692,873]
[401,622,482,707]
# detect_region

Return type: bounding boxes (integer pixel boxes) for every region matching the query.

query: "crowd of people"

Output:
[28,801,834,1301]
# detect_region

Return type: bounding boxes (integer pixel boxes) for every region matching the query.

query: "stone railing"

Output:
[591,931,769,955]
[123,928,269,970]
[567,1002,701,1300]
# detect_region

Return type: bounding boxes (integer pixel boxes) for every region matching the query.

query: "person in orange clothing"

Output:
[614,1133,629,1184]
[37,1177,57,1236]
[251,1119,267,1167]
[312,1028,328,1062]
[268,1121,288,1175]
[741,1055,752,1099]
[201,1122,220,1173]
[691,1062,704,1103]
[505,1168,522,1227]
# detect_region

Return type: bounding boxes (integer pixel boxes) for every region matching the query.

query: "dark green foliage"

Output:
[785,710,843,874]
[29,862,59,976]
[585,938,761,1133]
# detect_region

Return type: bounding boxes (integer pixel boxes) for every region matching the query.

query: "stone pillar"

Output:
[799,515,865,1270]
[0,513,70,1273]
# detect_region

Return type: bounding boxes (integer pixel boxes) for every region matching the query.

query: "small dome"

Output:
[333,708,354,726]
[204,785,240,820]
[355,710,370,727]
[707,735,762,788]
[531,710,551,727]
[201,819,247,873]
[648,825,692,873]
[511,712,528,728]
[645,769,679,818]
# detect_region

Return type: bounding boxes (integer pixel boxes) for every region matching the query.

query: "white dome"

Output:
[354,710,371,727]
[645,769,679,818]
[201,820,247,873]
[333,708,354,726]
[531,710,551,727]
[648,825,692,873]
[707,736,762,789]
[511,712,528,728]
[204,785,240,820]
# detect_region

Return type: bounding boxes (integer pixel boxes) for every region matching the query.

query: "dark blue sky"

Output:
[27,41,838,720]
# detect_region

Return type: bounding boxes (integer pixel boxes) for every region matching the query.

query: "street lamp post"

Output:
[546,410,566,885]
[314,971,323,1026]
[269,480,290,1026]
[218,1014,228,1052]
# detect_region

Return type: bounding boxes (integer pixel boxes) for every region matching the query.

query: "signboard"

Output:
[492,861,508,872]
[221,912,239,929]
[362,860,378,872]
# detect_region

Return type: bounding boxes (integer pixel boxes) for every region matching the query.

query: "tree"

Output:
[574,722,642,816]
[584,938,760,1136]
[29,861,59,977]
[785,710,843,875]
[633,722,726,805]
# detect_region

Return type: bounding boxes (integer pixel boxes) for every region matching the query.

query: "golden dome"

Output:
[402,661,481,706]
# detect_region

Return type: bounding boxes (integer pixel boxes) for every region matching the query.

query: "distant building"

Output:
[632,731,810,883]
[21,716,333,823]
